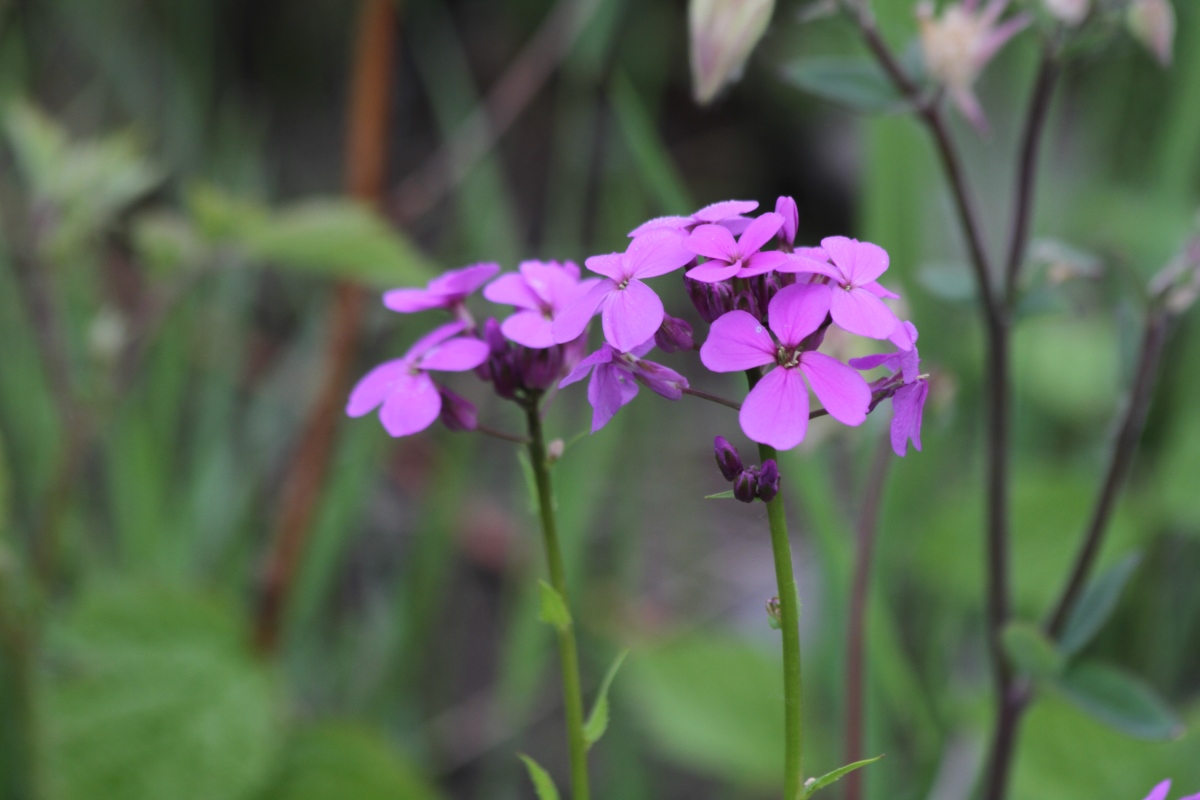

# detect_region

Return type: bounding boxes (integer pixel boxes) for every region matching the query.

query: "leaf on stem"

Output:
[800,754,884,798]
[779,57,907,114]
[1002,621,1066,682]
[537,581,572,633]
[1059,553,1142,657]
[704,490,736,500]
[584,648,630,748]
[517,754,561,800]
[1057,661,1184,740]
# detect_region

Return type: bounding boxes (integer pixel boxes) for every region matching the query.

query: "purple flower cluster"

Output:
[714,436,780,503]
[347,197,929,458]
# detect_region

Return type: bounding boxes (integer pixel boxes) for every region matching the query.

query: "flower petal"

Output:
[739,367,809,450]
[378,372,442,437]
[830,286,899,340]
[800,351,871,426]
[686,260,743,283]
[735,212,783,256]
[483,272,541,309]
[588,363,639,432]
[584,253,627,281]
[560,345,615,388]
[890,379,929,456]
[500,310,555,348]
[552,279,615,343]
[417,337,491,372]
[847,352,900,373]
[602,279,665,353]
[685,224,739,263]
[700,310,777,372]
[768,283,832,347]
[821,236,890,285]
[628,215,692,238]
[626,229,696,279]
[521,261,585,310]
[693,199,759,223]
[1143,781,1172,800]
[427,262,500,296]
[863,280,900,300]
[406,321,468,360]
[778,253,843,281]
[382,288,445,313]
[738,250,792,277]
[346,359,408,417]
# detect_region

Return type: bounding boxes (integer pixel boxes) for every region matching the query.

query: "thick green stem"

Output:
[759,440,804,798]
[524,398,590,800]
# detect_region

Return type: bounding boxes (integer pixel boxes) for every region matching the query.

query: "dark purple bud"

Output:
[519,345,564,391]
[438,386,478,432]
[775,196,798,249]
[714,436,743,481]
[733,471,758,503]
[482,317,507,355]
[685,276,736,324]
[756,459,780,503]
[655,314,695,353]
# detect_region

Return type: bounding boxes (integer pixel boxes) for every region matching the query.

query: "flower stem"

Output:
[524,396,590,800]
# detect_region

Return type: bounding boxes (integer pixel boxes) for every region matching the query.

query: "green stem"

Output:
[524,397,590,800]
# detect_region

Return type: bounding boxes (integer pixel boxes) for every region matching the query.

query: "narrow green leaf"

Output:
[778,57,907,114]
[584,648,630,748]
[518,754,561,800]
[537,581,572,632]
[801,754,884,798]
[704,490,736,500]
[1002,621,1066,682]
[1060,554,1142,657]
[1057,662,1184,740]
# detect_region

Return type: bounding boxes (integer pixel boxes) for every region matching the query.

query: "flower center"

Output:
[776,345,801,369]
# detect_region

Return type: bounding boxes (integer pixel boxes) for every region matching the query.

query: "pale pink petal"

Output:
[739,367,809,450]
[500,310,555,348]
[552,279,615,344]
[693,199,759,223]
[560,345,614,388]
[978,13,1030,62]
[830,286,900,340]
[588,363,639,432]
[890,380,929,456]
[601,279,664,353]
[1144,781,1172,800]
[736,212,783,256]
[483,273,541,310]
[821,237,890,285]
[700,310,777,372]
[686,260,742,283]
[406,321,468,360]
[951,86,990,136]
[417,337,491,372]
[800,351,870,426]
[768,283,833,347]
[379,372,442,437]
[382,288,444,313]
[428,262,500,296]
[629,215,692,238]
[584,253,627,281]
[685,224,739,262]
[346,360,408,417]
[739,251,792,277]
[863,280,900,300]
[626,229,695,279]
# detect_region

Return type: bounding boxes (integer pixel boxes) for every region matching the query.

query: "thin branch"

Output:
[473,423,530,445]
[682,386,742,411]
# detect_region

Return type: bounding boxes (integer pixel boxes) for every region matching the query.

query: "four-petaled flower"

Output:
[553,229,695,353]
[382,263,499,319]
[685,212,793,283]
[850,321,929,456]
[560,340,689,432]
[785,236,912,348]
[629,199,759,238]
[346,321,490,437]
[483,260,599,349]
[701,283,871,450]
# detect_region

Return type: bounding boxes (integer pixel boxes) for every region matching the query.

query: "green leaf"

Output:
[801,754,884,798]
[39,583,283,800]
[518,754,561,800]
[1057,662,1185,740]
[584,648,630,748]
[704,490,736,500]
[259,723,446,800]
[609,71,691,214]
[1060,554,1142,657]
[1002,621,1066,682]
[779,57,907,114]
[237,199,436,288]
[537,581,572,632]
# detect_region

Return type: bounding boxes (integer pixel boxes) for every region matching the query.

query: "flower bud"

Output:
[733,471,758,503]
[655,314,695,353]
[714,436,743,481]
[438,386,478,432]
[756,459,780,502]
[519,345,564,391]
[547,438,565,464]
[689,0,776,105]
[765,596,782,630]
[1128,0,1175,67]
[775,196,798,249]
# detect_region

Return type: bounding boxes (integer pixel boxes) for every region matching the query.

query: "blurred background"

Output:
[1,0,1199,798]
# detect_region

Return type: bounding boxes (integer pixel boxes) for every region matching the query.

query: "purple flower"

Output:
[849,322,928,456]
[483,260,600,349]
[476,317,585,399]
[629,200,759,238]
[1144,780,1200,800]
[552,230,695,353]
[347,321,490,437]
[684,212,792,283]
[784,236,911,348]
[700,283,871,450]
[383,263,499,318]
[559,340,689,432]
[775,196,799,249]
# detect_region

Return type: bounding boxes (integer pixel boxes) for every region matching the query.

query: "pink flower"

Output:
[850,321,928,456]
[684,212,792,283]
[346,321,489,437]
[559,340,689,432]
[783,236,912,348]
[552,229,696,353]
[700,283,871,450]
[482,260,599,348]
[1144,780,1200,800]
[629,199,759,238]
[383,263,499,317]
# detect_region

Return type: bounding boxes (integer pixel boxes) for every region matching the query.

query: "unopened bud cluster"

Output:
[714,436,781,503]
